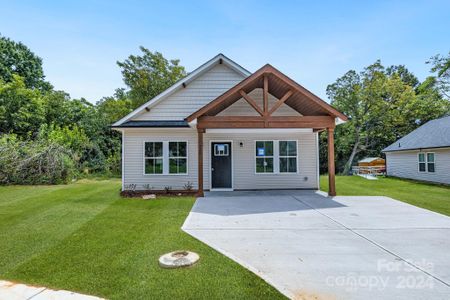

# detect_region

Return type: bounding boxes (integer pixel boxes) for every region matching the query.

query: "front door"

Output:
[211,142,232,189]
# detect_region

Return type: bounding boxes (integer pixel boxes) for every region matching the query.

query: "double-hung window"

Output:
[144,141,187,175]
[255,140,297,174]
[418,152,435,173]
[144,142,163,174]
[255,141,274,173]
[169,142,187,174]
[279,141,297,173]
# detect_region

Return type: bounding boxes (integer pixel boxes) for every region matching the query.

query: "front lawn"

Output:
[320,175,450,216]
[0,179,284,299]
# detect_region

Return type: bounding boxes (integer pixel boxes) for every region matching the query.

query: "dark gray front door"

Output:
[211,142,232,189]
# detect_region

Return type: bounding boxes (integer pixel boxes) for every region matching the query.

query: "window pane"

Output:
[256,158,265,173]
[280,157,288,173]
[145,158,163,174]
[418,153,425,162]
[178,142,187,157]
[265,141,273,156]
[256,141,264,156]
[145,142,154,157]
[169,158,187,174]
[145,142,162,157]
[169,142,178,157]
[169,158,178,173]
[427,163,435,173]
[287,141,297,156]
[419,162,426,172]
[280,157,297,173]
[280,157,287,172]
[178,158,187,173]
[265,158,273,172]
[279,141,288,156]
[288,157,297,173]
[427,153,434,162]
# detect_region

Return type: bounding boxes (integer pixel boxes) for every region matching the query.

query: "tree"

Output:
[427,52,450,100]
[0,35,51,91]
[326,60,449,175]
[0,75,45,137]
[117,47,186,108]
[386,65,419,88]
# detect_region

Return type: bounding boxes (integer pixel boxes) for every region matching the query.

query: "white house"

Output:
[112,54,347,196]
[382,116,450,185]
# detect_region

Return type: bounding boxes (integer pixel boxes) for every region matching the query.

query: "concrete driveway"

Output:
[182,191,450,300]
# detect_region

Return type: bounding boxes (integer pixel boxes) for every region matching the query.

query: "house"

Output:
[382,116,450,184]
[112,54,347,196]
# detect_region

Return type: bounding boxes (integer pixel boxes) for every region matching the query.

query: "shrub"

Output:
[0,134,75,184]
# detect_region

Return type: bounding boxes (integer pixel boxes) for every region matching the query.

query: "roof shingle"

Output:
[382,116,450,152]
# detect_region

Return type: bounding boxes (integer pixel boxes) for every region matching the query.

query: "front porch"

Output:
[187,64,347,197]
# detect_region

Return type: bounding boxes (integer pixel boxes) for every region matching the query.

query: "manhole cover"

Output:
[159,251,199,269]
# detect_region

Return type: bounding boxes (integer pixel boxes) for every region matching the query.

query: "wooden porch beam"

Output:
[268,90,293,116]
[196,129,204,197]
[327,127,336,196]
[263,75,269,115]
[197,115,335,129]
[239,90,264,116]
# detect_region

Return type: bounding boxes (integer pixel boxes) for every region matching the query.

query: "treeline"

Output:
[0,36,184,184]
[320,56,450,174]
[1,34,449,184]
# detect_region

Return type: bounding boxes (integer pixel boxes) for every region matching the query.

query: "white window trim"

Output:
[417,152,435,173]
[254,140,275,174]
[143,141,188,176]
[279,140,299,174]
[254,140,299,175]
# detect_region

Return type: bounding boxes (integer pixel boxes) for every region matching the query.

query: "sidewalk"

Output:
[0,280,104,300]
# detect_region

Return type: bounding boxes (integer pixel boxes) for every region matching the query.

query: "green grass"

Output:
[320,175,450,216]
[0,179,285,299]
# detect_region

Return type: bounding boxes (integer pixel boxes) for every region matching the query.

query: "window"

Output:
[418,152,435,173]
[255,141,274,173]
[144,141,188,175]
[279,141,297,173]
[169,142,187,174]
[214,144,229,156]
[144,142,163,174]
[255,140,298,174]
[427,153,435,173]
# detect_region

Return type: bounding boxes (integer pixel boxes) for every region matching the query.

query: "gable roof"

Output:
[186,64,348,122]
[112,54,251,126]
[383,116,450,152]
[359,157,384,163]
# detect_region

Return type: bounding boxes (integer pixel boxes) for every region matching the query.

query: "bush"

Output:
[0,134,76,184]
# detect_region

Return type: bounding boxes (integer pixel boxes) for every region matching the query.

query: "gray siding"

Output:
[204,131,318,190]
[123,128,198,190]
[132,64,244,121]
[122,129,319,190]
[386,148,450,184]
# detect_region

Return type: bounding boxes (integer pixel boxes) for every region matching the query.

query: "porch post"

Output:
[197,128,204,197]
[327,127,336,196]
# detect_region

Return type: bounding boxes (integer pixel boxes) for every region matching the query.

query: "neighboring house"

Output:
[358,157,385,167]
[382,116,450,185]
[112,54,347,196]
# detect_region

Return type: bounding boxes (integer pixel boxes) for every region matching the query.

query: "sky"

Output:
[1,0,449,103]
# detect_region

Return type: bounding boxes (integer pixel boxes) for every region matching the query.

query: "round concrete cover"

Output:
[159,251,199,268]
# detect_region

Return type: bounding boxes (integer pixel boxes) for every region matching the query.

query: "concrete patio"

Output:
[182,190,450,300]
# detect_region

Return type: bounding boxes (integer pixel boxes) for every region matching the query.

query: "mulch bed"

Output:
[120,190,198,198]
